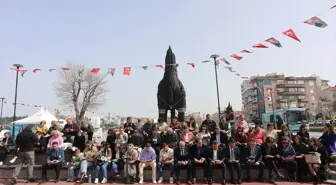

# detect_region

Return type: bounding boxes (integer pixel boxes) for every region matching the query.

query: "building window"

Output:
[310,89,314,93]
[309,80,315,86]
[298,88,305,92]
[277,80,284,84]
[311,95,315,101]
[287,80,295,84]
[298,96,305,99]
[277,88,284,92]
[263,80,271,85]
[289,88,295,92]
[278,96,283,99]
[290,102,297,108]
[297,80,304,84]
[280,103,287,107]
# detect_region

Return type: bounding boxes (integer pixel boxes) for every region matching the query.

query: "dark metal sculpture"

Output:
[157,46,186,123]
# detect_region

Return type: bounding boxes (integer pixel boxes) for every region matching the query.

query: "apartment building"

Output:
[241,73,330,121]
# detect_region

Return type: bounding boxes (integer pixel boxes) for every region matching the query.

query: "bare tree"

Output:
[54,63,108,124]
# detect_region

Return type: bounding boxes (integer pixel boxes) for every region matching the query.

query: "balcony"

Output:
[298,98,309,102]
[276,98,287,103]
[276,83,305,88]
[278,91,306,95]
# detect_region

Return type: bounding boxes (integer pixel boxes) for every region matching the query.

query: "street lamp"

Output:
[210,54,221,123]
[12,64,23,137]
[0,97,5,125]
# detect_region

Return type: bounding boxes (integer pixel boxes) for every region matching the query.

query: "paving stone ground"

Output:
[0,179,334,185]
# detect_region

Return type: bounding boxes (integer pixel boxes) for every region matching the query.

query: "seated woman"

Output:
[111,144,122,177]
[123,144,139,184]
[307,138,329,184]
[276,136,297,181]
[264,123,278,141]
[0,132,15,165]
[180,126,195,147]
[35,120,49,152]
[292,135,308,182]
[277,125,293,144]
[67,148,84,182]
[233,126,248,163]
[196,125,211,146]
[186,117,198,136]
[297,124,310,145]
[94,141,112,184]
[48,130,63,149]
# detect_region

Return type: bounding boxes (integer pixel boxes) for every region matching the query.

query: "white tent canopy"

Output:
[14,107,57,127]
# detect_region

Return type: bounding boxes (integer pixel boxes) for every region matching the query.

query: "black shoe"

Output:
[208,179,213,184]
[10,178,17,185]
[230,180,236,184]
[237,179,242,184]
[246,178,251,182]
[55,178,59,183]
[191,178,196,184]
[175,180,180,185]
[26,178,35,183]
[203,178,208,184]
[258,178,264,182]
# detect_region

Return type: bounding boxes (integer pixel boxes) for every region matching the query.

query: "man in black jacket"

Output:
[260,137,284,183]
[174,141,191,185]
[10,125,38,185]
[161,128,178,149]
[201,114,217,134]
[223,139,241,184]
[189,138,209,184]
[207,140,226,185]
[210,126,229,147]
[245,138,265,182]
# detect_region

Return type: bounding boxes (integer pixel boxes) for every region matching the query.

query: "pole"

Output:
[12,66,20,137]
[270,91,276,129]
[0,98,4,125]
[211,54,221,123]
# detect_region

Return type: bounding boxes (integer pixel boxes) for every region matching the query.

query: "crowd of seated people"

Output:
[4,114,336,185]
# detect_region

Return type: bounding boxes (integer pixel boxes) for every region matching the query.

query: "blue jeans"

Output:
[96,162,109,179]
[157,162,174,177]
[68,164,80,179]
[80,160,95,177]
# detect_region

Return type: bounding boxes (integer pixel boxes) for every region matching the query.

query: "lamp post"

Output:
[0,97,5,125]
[210,54,221,123]
[12,64,23,137]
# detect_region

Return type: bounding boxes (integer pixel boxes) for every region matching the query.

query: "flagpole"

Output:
[210,54,221,123]
[12,64,23,137]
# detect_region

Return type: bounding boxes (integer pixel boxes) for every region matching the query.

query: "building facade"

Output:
[241,73,331,121]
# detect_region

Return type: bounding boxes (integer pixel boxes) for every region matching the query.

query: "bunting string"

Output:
[6,5,335,85]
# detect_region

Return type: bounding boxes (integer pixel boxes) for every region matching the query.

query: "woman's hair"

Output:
[40,120,46,125]
[51,130,58,136]
[299,124,307,132]
[267,123,273,128]
[293,135,301,143]
[188,117,197,127]
[281,124,288,131]
[325,123,335,133]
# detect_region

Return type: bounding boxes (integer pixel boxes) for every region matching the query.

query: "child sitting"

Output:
[67,148,84,182]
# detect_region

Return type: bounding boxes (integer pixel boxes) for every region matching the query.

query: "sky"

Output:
[0,0,335,118]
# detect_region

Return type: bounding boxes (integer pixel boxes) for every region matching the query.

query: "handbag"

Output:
[305,153,321,164]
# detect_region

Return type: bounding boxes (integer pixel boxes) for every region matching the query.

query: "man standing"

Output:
[41,141,64,183]
[10,125,38,185]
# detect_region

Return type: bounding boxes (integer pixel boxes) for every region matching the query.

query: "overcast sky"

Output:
[0,0,335,118]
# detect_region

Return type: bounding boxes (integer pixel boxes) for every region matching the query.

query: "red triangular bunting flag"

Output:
[240,50,252,53]
[187,62,195,68]
[304,16,328,28]
[155,64,164,69]
[241,76,249,80]
[91,68,100,74]
[33,68,41,73]
[283,29,300,42]
[123,67,131,76]
[249,81,255,85]
[20,70,27,77]
[265,37,282,48]
[230,54,243,61]
[61,67,70,71]
[253,43,268,48]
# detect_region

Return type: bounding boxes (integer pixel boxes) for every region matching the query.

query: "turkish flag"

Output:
[61,67,70,71]
[123,67,131,76]
[249,81,255,85]
[10,68,20,72]
[187,62,195,68]
[108,68,115,76]
[241,76,249,79]
[283,29,301,42]
[230,54,243,61]
[220,58,231,65]
[91,68,100,74]
[253,43,268,48]
[33,68,41,73]
[304,16,328,28]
